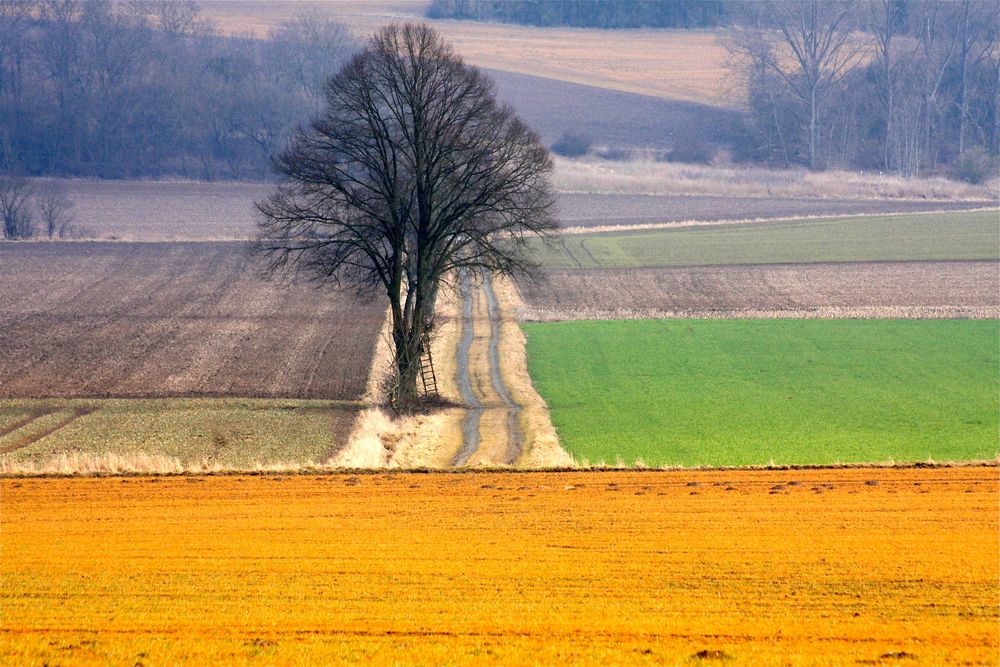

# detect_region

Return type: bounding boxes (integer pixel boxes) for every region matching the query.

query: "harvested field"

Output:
[532,210,1000,269]
[0,399,358,473]
[200,2,733,106]
[557,192,998,229]
[2,468,997,665]
[517,260,1000,321]
[0,242,384,399]
[523,319,999,467]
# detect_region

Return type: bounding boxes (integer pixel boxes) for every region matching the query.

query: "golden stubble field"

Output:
[198,0,732,105]
[2,466,996,665]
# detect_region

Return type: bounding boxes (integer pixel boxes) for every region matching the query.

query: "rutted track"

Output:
[451,272,483,467]
[452,271,525,466]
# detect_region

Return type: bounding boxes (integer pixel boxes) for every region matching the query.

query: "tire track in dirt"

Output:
[451,271,525,466]
[0,407,59,439]
[0,407,95,455]
[483,273,524,464]
[451,271,483,466]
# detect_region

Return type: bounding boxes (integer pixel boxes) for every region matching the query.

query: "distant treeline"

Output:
[426,0,730,28]
[0,1,355,179]
[728,1,999,180]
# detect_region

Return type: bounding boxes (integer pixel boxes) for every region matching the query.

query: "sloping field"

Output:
[0,399,358,472]
[199,1,732,106]
[2,468,996,665]
[518,261,1000,320]
[486,68,743,149]
[532,210,1000,268]
[557,193,997,229]
[523,320,999,467]
[0,242,384,399]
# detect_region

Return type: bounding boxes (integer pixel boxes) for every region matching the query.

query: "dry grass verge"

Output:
[493,277,575,468]
[339,288,465,468]
[554,157,999,201]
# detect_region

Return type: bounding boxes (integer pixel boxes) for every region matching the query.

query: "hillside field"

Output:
[2,468,996,665]
[523,319,999,467]
[531,210,1000,269]
[0,242,384,400]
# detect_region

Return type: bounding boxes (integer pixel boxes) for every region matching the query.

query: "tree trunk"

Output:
[809,86,818,169]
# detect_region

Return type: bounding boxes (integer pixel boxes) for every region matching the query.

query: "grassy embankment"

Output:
[524,319,999,467]
[534,210,1000,268]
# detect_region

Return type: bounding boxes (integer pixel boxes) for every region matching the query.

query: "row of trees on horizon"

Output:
[1,0,998,182]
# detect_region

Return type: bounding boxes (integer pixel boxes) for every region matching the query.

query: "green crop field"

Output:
[523,319,999,467]
[0,399,358,472]
[533,210,999,268]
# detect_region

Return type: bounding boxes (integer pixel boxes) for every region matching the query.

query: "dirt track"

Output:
[0,242,384,399]
[452,272,524,466]
[517,260,1000,321]
[3,466,995,665]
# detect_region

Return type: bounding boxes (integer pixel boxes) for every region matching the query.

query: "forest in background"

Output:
[0,0,354,179]
[1,1,998,182]
[430,0,1000,181]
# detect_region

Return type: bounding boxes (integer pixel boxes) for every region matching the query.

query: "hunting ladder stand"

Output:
[419,332,438,398]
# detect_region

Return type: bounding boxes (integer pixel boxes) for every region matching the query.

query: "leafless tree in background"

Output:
[257,23,556,407]
[0,177,34,239]
[728,0,864,170]
[37,185,74,238]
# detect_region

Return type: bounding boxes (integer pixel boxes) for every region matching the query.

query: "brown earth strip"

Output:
[517,260,1000,321]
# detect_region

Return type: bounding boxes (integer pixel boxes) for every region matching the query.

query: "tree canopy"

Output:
[257,23,556,406]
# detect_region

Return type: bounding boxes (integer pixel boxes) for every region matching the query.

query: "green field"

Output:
[523,319,999,467]
[0,399,357,472]
[533,210,999,268]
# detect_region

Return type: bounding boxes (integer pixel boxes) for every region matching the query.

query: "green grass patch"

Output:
[533,210,999,268]
[523,319,999,467]
[0,398,358,469]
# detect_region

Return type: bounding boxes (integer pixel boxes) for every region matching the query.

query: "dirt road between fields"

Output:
[452,271,524,466]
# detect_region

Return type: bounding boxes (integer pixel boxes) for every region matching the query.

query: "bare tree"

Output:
[0,177,34,239]
[729,0,865,169]
[37,185,75,239]
[257,23,556,407]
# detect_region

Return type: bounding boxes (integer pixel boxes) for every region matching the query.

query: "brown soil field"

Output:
[0,242,384,399]
[33,179,270,240]
[2,467,996,665]
[516,260,1000,321]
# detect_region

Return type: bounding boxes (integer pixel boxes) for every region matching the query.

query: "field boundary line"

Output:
[558,206,1000,236]
[2,459,995,479]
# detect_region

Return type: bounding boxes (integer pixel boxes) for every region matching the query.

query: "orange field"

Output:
[2,467,997,665]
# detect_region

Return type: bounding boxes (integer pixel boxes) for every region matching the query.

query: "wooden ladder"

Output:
[419,333,439,398]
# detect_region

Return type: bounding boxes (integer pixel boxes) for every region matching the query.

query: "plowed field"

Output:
[0,242,384,399]
[517,261,1000,320]
[2,467,996,665]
